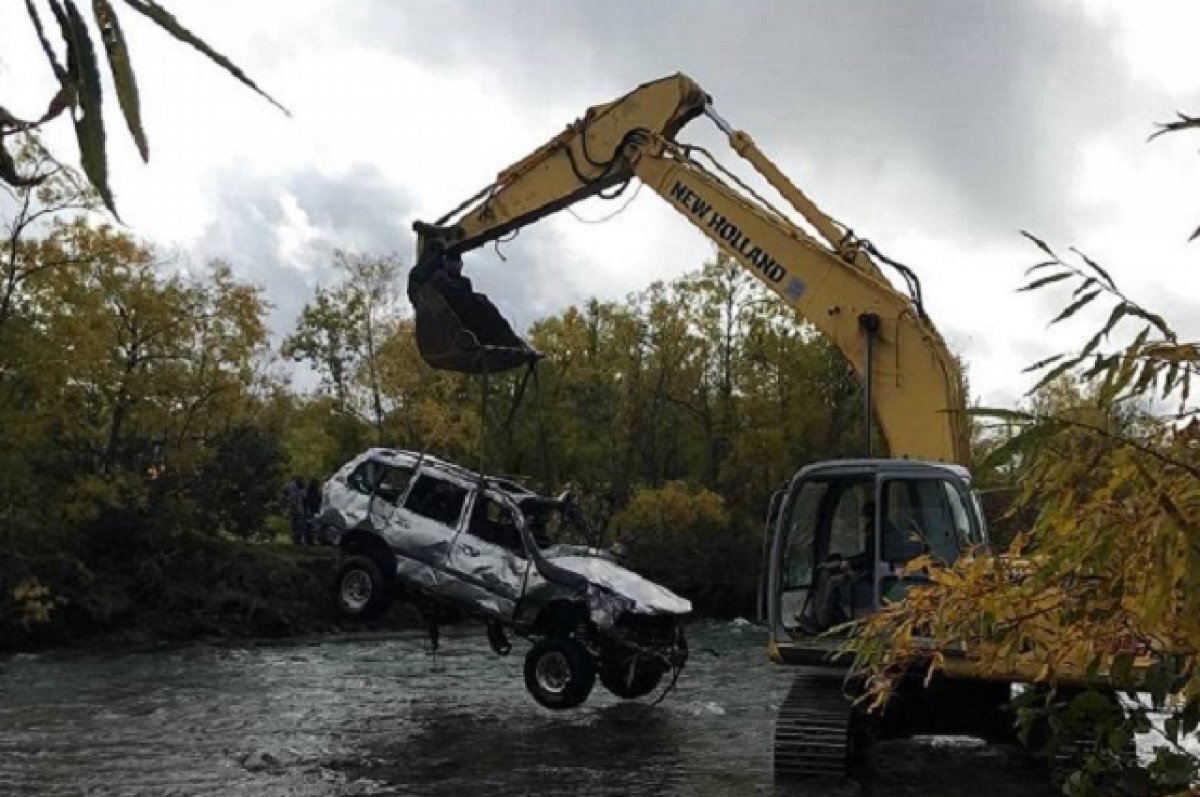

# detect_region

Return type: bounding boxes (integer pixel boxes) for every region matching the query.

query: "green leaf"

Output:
[966,406,1036,422]
[61,0,116,216]
[1111,651,1135,683]
[1083,353,1115,380]
[1022,353,1065,373]
[1019,272,1072,292]
[1021,230,1058,260]
[121,0,289,116]
[1071,277,1097,298]
[0,85,73,132]
[24,0,69,82]
[1143,658,1175,707]
[93,0,148,161]
[1132,358,1159,395]
[1163,361,1180,399]
[1049,289,1101,325]
[1126,305,1174,339]
[1180,699,1200,735]
[1130,325,1151,352]
[1025,260,1059,275]
[1092,304,1130,347]
[1154,751,1198,787]
[0,140,47,187]
[1164,715,1180,744]
[1070,248,1117,291]
[1029,356,1081,393]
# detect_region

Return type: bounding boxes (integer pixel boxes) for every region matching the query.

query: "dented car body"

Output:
[320,448,691,709]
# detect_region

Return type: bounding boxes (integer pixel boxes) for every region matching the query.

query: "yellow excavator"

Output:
[407,74,1123,779]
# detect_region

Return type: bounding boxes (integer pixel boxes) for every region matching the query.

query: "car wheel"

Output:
[334,555,390,621]
[599,655,666,700]
[523,637,596,710]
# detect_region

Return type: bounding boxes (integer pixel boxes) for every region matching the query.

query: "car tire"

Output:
[599,655,666,700]
[333,555,390,621]
[523,637,596,710]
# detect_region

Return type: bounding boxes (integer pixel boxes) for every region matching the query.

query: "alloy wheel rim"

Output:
[535,650,572,694]
[341,570,372,611]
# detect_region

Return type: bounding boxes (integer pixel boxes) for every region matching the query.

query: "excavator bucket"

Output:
[407,248,539,374]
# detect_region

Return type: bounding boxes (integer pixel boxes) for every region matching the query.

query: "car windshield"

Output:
[520,500,594,549]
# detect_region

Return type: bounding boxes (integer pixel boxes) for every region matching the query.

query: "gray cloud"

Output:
[194,163,416,335]
[356,1,1141,245]
[189,158,576,351]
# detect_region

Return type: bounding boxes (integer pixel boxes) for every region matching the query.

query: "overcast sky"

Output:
[3,0,1200,406]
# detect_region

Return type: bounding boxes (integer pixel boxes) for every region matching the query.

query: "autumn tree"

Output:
[0,134,97,335]
[282,250,402,440]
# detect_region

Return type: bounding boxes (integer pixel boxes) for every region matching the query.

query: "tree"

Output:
[282,250,403,441]
[611,481,755,616]
[0,134,97,336]
[374,316,481,462]
[0,220,267,524]
[3,0,284,214]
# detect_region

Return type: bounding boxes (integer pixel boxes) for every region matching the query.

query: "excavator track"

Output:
[774,667,855,780]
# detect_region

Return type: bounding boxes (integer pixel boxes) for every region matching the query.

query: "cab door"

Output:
[770,475,874,635]
[446,491,531,621]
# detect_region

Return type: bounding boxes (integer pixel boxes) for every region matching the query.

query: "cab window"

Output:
[943,482,976,547]
[403,474,468,528]
[781,481,827,590]
[880,479,962,564]
[824,481,873,561]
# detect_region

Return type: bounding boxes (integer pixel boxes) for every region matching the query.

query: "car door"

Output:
[364,463,415,541]
[446,490,531,621]
[389,469,471,579]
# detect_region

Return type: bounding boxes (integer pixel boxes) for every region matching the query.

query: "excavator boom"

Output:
[412,73,969,465]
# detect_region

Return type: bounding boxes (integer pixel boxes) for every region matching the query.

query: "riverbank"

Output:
[2,522,747,656]
[1,532,422,654]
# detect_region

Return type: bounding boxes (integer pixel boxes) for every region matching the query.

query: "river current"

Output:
[0,621,1068,796]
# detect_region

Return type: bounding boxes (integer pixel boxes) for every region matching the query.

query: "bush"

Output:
[611,482,760,617]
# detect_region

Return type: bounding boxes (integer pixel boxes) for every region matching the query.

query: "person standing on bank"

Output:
[305,478,322,544]
[285,476,307,546]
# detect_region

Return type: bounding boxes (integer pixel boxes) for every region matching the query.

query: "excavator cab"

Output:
[766,459,985,666]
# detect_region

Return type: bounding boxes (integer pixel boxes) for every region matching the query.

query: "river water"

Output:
[0,621,1067,796]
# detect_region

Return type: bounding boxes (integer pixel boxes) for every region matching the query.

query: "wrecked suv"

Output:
[319,448,691,709]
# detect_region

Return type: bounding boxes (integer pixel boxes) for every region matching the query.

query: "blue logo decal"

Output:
[786,277,806,300]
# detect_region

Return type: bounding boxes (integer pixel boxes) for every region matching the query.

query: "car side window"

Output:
[467,495,525,556]
[374,466,414,505]
[403,474,468,529]
[347,459,384,495]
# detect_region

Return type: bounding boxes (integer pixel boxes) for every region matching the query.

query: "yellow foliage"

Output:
[11,578,55,628]
[614,480,731,535]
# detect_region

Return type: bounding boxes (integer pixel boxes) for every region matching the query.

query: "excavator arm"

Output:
[411,73,969,465]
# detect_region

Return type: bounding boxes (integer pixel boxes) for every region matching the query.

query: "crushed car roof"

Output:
[357,447,540,498]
